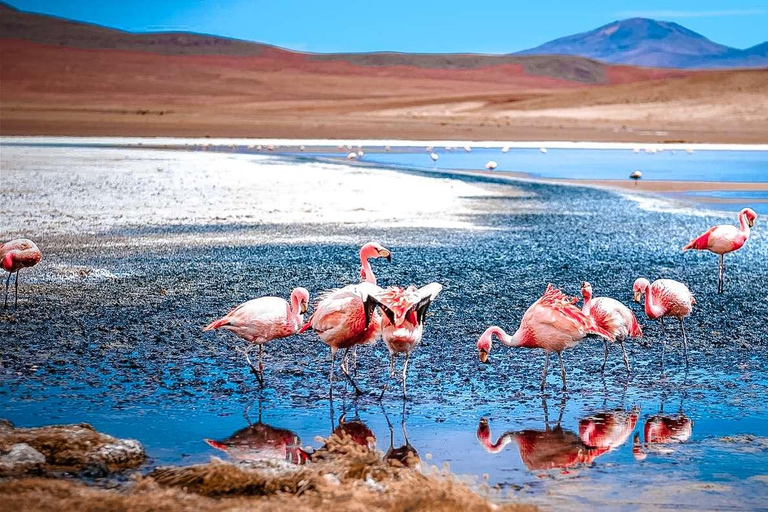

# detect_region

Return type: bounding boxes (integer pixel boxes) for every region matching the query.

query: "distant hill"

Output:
[517,17,768,69]
[0,2,679,85]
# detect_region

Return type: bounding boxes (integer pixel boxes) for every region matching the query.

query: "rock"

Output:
[0,443,46,470]
[0,420,145,477]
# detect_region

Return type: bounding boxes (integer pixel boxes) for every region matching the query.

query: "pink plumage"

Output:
[683,207,757,294]
[633,277,695,363]
[204,287,309,386]
[581,281,642,373]
[1,238,42,308]
[476,284,614,391]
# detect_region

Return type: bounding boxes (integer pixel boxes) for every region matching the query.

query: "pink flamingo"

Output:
[579,408,639,451]
[633,278,695,363]
[683,208,757,293]
[352,242,392,372]
[1,239,42,308]
[299,242,391,395]
[372,282,442,398]
[203,287,310,386]
[581,281,642,373]
[477,284,613,391]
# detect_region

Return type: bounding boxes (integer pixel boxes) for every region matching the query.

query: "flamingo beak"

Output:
[300,302,308,314]
[748,218,754,228]
[633,291,641,303]
[478,349,489,363]
[379,249,391,262]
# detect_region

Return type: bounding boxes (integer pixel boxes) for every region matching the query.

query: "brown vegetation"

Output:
[0,429,536,512]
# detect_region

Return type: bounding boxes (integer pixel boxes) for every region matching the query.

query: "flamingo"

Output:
[485,161,498,170]
[633,278,695,363]
[203,287,309,386]
[300,243,391,396]
[1,239,42,308]
[580,281,642,373]
[371,283,442,398]
[630,170,642,185]
[683,208,757,294]
[477,284,613,391]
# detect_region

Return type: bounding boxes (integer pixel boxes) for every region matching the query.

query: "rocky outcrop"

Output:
[0,420,145,477]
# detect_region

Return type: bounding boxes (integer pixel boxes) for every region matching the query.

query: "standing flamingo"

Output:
[352,242,392,372]
[633,278,695,363]
[371,283,442,398]
[203,287,309,386]
[683,208,757,293]
[1,239,42,308]
[580,281,642,373]
[477,284,613,391]
[299,242,391,396]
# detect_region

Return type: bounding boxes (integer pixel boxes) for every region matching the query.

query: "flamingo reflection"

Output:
[204,402,309,464]
[477,399,638,471]
[323,397,376,451]
[633,405,693,460]
[382,401,420,469]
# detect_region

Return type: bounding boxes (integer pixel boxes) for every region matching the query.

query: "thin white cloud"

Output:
[618,9,766,19]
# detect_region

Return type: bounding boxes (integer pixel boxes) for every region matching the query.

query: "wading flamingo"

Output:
[580,281,642,373]
[683,208,757,294]
[633,278,695,363]
[477,284,613,391]
[300,243,391,396]
[372,283,442,398]
[351,242,392,372]
[203,287,309,387]
[1,239,42,308]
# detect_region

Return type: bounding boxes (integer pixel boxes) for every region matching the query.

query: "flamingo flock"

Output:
[2,202,758,397]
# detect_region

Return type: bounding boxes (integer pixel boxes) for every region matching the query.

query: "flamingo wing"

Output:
[683,226,718,251]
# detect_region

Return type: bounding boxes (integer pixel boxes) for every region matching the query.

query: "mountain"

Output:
[518,18,768,69]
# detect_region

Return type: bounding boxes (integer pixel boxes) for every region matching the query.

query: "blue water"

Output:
[350,147,768,182]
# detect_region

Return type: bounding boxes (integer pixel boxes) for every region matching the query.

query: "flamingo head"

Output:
[360,242,392,262]
[292,287,310,314]
[740,207,757,228]
[581,281,593,302]
[477,327,497,363]
[633,278,650,303]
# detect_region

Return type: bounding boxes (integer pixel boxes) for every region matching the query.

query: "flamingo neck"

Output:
[644,289,665,319]
[478,430,516,454]
[738,212,752,237]
[289,292,302,323]
[490,326,521,348]
[581,289,593,313]
[360,251,376,285]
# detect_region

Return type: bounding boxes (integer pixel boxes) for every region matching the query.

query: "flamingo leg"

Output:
[620,341,631,373]
[601,339,609,373]
[718,253,724,294]
[660,317,666,335]
[243,345,264,387]
[353,346,358,376]
[329,349,336,398]
[540,351,550,391]
[680,319,689,365]
[258,344,265,384]
[402,352,410,399]
[3,272,10,308]
[14,270,20,308]
[378,352,396,401]
[339,347,364,395]
[558,352,567,391]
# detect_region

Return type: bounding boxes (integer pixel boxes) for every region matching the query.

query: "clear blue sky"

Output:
[7,0,768,53]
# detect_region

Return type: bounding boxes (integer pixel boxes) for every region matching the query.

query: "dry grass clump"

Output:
[0,430,536,512]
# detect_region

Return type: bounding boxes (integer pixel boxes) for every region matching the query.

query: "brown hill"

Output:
[1,3,765,142]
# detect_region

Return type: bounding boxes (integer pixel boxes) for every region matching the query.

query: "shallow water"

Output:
[2,144,768,510]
